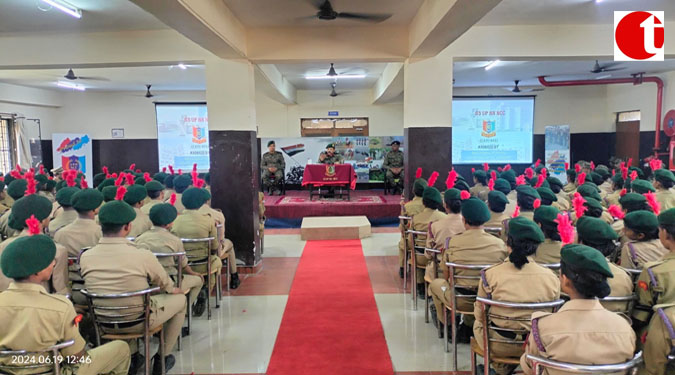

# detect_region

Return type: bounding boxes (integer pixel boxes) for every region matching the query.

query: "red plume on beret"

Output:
[575,164,581,173]
[193,163,198,173]
[483,163,489,171]
[115,186,127,201]
[460,190,471,200]
[162,167,167,173]
[512,205,520,218]
[65,170,77,187]
[612,169,616,177]
[503,164,511,171]
[533,199,541,209]
[102,166,110,178]
[525,168,534,180]
[534,159,541,168]
[650,158,663,171]
[191,169,199,187]
[114,173,124,187]
[572,192,587,219]
[124,173,135,186]
[487,178,495,191]
[415,167,422,179]
[645,191,661,215]
[26,215,41,235]
[39,164,45,175]
[143,172,152,183]
[490,170,497,181]
[540,168,547,179]
[471,167,476,173]
[428,171,439,187]
[590,161,595,171]
[608,204,625,220]
[178,169,182,175]
[445,170,457,189]
[627,158,633,167]
[195,178,206,188]
[577,172,586,185]
[621,164,628,180]
[619,188,627,197]
[135,169,141,173]
[498,167,503,172]
[534,174,545,188]
[111,172,118,179]
[129,163,136,171]
[24,172,36,195]
[630,170,638,181]
[169,193,177,206]
[555,213,574,245]
[80,178,88,189]
[168,165,175,175]
[515,175,526,186]
[564,162,569,170]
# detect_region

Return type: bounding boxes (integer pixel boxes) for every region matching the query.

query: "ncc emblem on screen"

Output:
[481,120,496,138]
[614,11,664,61]
[192,126,207,144]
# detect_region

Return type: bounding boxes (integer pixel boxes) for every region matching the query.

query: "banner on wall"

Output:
[544,125,570,184]
[261,136,404,183]
[155,103,210,171]
[52,133,93,182]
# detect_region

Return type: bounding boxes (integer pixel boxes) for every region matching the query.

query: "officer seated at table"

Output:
[383,140,404,194]
[318,143,344,164]
[261,140,285,193]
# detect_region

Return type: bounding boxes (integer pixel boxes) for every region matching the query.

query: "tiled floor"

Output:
[170,232,472,374]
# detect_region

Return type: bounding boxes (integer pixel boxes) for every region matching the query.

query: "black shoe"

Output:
[193,289,207,317]
[399,267,404,279]
[152,354,175,375]
[429,304,439,329]
[416,284,426,300]
[128,353,144,375]
[230,273,240,289]
[475,364,497,375]
[181,326,189,337]
[456,323,472,344]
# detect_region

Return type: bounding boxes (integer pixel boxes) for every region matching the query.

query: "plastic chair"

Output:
[80,287,165,375]
[153,251,189,350]
[406,229,427,310]
[471,296,566,375]
[181,237,219,320]
[525,351,643,374]
[0,340,75,375]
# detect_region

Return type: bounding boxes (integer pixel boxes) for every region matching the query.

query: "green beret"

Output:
[576,216,618,243]
[55,187,80,207]
[93,173,106,187]
[533,206,560,229]
[624,210,659,234]
[145,181,164,193]
[11,194,53,225]
[267,140,275,147]
[45,180,56,191]
[422,187,443,207]
[326,143,335,149]
[508,216,545,243]
[201,188,211,201]
[577,184,601,201]
[97,178,115,192]
[516,185,540,199]
[413,179,428,197]
[443,188,461,204]
[584,197,603,211]
[3,173,15,186]
[204,173,210,185]
[561,244,613,277]
[659,208,675,226]
[181,187,207,209]
[123,185,147,205]
[153,172,168,184]
[7,180,27,200]
[98,200,136,225]
[654,169,675,184]
[149,203,178,226]
[55,180,65,192]
[500,170,516,184]
[536,187,558,203]
[473,170,487,179]
[461,197,491,224]
[631,179,656,194]
[619,192,647,211]
[611,174,625,184]
[589,172,604,185]
[164,175,175,189]
[455,180,471,192]
[546,177,563,189]
[493,178,511,195]
[488,190,509,206]
[102,186,117,202]
[595,167,610,180]
[566,169,577,180]
[71,188,103,211]
[629,167,645,180]
[173,174,192,193]
[35,174,48,184]
[0,234,56,279]
[134,176,145,185]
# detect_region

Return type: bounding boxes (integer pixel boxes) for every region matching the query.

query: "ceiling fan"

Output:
[63,68,109,81]
[590,60,624,74]
[306,0,391,23]
[505,80,544,93]
[144,84,154,98]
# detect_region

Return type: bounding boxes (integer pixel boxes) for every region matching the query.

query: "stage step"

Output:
[300,216,372,241]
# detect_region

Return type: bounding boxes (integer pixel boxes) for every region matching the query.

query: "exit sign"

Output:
[328,111,339,116]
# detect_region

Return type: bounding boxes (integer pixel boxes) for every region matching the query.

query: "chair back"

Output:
[180,236,215,262]
[445,262,496,312]
[526,351,643,374]
[484,226,502,238]
[153,252,186,288]
[406,229,427,252]
[539,263,561,271]
[0,340,75,375]
[216,223,224,243]
[620,266,642,286]
[599,295,636,317]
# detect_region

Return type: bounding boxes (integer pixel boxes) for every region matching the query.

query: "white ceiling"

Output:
[0,0,167,33]
[479,0,675,26]
[0,65,205,92]
[454,60,675,88]
[275,62,387,90]
[222,0,424,27]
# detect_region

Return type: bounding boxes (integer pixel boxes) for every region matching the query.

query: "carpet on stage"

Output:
[264,190,401,220]
[266,240,393,375]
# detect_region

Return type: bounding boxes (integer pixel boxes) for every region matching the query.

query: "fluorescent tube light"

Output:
[40,0,82,19]
[484,60,500,70]
[57,81,85,91]
[305,75,366,80]
[177,64,187,70]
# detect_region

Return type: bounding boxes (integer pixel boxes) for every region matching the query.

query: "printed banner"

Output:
[52,133,93,182]
[155,104,210,171]
[544,125,570,184]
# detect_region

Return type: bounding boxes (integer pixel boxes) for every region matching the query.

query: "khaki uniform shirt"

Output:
[470,183,489,201]
[171,209,220,260]
[553,197,571,212]
[555,191,571,209]
[656,189,675,211]
[2,195,14,208]
[563,182,577,193]
[54,218,102,257]
[485,210,509,233]
[0,283,86,372]
[136,227,187,276]
[140,199,162,216]
[643,303,675,375]
[442,228,507,287]
[620,239,669,269]
[519,210,535,221]
[128,207,152,238]
[0,210,19,240]
[408,208,446,249]
[402,196,424,217]
[0,202,8,216]
[48,209,78,237]
[163,188,176,201]
[634,253,675,324]
[599,181,613,196]
[601,262,635,313]
[520,299,636,375]
[606,190,621,208]
[427,213,464,250]
[534,239,562,264]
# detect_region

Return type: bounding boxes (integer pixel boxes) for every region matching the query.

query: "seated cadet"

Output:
[398,178,426,278]
[474,217,560,375]
[80,195,186,375]
[48,186,80,236]
[0,179,27,240]
[318,143,344,164]
[499,170,518,201]
[124,185,152,238]
[163,174,176,200]
[515,185,540,220]
[653,169,675,211]
[643,303,675,375]
[382,140,404,194]
[261,140,286,192]
[494,178,517,216]
[141,180,165,215]
[632,179,656,195]
[589,172,608,200]
[408,186,446,298]
[546,178,569,207]
[101,185,117,203]
[35,173,54,203]
[198,188,240,289]
[605,173,625,207]
[484,190,509,236]
[0,190,68,294]
[633,208,675,336]
[172,187,222,297]
[429,198,507,341]
[532,206,562,264]
[576,216,633,314]
[470,169,489,201]
[520,244,636,374]
[571,197,613,225]
[536,187,560,209]
[136,203,206,316]
[615,192,651,235]
[0,181,9,216]
[0,232,130,375]
[424,188,465,282]
[595,166,613,196]
[169,174,192,214]
[563,168,577,193]
[1,174,15,208]
[620,210,668,269]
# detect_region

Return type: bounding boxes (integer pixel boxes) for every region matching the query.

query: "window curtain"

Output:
[11,117,33,169]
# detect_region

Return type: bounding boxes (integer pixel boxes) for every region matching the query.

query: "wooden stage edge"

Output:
[300,216,372,241]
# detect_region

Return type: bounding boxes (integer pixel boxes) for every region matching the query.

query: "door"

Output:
[616,117,640,166]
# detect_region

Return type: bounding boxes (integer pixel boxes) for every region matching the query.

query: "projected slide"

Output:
[452,97,534,164]
[156,103,210,171]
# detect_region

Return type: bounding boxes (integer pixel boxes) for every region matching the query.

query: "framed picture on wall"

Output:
[111,128,124,138]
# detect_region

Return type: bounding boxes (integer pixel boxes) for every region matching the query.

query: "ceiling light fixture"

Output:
[305,74,366,80]
[57,81,85,91]
[484,60,501,71]
[177,64,187,70]
[40,0,82,18]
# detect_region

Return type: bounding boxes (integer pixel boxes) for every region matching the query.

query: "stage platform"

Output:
[301,216,371,240]
[263,190,401,220]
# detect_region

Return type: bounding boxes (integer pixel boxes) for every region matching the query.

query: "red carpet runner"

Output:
[266,240,393,375]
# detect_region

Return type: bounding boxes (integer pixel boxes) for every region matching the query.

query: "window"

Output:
[300,117,369,137]
[617,110,641,122]
[0,119,14,173]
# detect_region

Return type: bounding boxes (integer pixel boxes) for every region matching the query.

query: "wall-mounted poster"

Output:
[52,133,93,182]
[544,125,570,184]
[155,103,210,172]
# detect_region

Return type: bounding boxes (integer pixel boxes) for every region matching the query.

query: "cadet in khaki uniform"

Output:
[605,174,625,207]
[0,179,27,240]
[596,167,613,196]
[429,198,507,340]
[398,179,426,277]
[620,210,668,269]
[563,168,577,193]
[382,140,404,193]
[167,174,191,214]
[643,303,675,375]
[521,244,636,374]
[0,192,68,294]
[484,190,509,239]
[172,187,222,295]
[576,216,633,313]
[408,187,446,297]
[124,185,152,238]
[632,179,656,195]
[653,169,675,211]
[318,143,344,164]
[48,186,80,236]
[536,187,559,209]
[470,170,489,201]
[0,174,15,208]
[532,206,562,263]
[163,174,176,200]
[515,185,540,221]
[0,234,130,375]
[136,203,205,315]
[548,177,571,210]
[494,178,517,219]
[0,181,9,216]
[261,140,286,190]
[424,189,465,282]
[141,180,165,215]
[101,185,117,203]
[474,217,560,375]
[80,197,186,375]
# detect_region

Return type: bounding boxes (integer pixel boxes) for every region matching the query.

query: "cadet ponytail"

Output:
[506,236,539,269]
[560,261,611,299]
